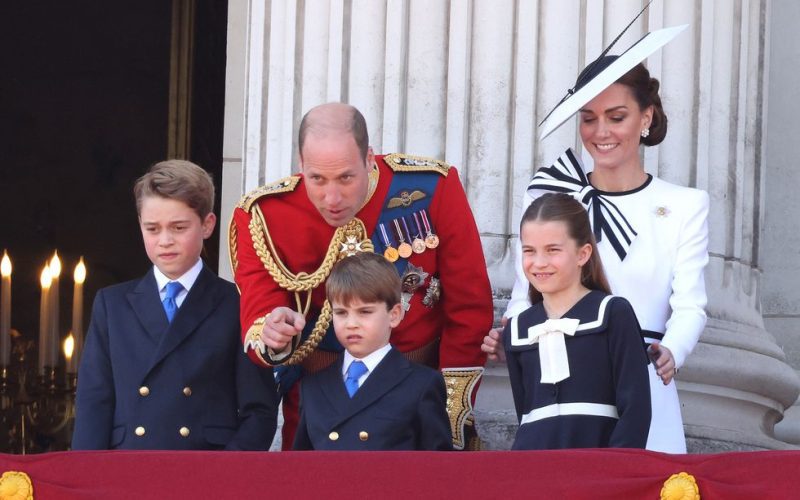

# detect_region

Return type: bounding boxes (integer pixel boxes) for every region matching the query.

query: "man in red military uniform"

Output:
[229,103,492,449]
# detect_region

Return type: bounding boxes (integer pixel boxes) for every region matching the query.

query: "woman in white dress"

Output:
[483,57,709,453]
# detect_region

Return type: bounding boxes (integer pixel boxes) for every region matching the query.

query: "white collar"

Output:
[153,258,203,293]
[342,343,392,377]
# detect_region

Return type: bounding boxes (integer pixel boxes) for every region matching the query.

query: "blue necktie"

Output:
[345,361,368,398]
[162,281,183,323]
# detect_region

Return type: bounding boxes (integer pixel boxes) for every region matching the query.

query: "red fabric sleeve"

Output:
[426,167,492,369]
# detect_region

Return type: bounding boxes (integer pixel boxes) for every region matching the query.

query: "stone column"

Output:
[764,0,800,446]
[220,0,800,451]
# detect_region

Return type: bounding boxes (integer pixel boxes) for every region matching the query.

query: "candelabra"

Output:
[0,334,76,454]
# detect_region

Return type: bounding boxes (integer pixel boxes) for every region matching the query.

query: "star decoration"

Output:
[340,235,365,256]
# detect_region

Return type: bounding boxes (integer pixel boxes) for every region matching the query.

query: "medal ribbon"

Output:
[392,219,406,244]
[369,162,440,276]
[420,209,434,236]
[400,217,413,242]
[379,223,394,247]
[413,212,425,238]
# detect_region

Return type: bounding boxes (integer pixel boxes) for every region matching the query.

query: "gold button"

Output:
[138,386,150,396]
[359,431,369,441]
[328,431,339,441]
[183,387,192,397]
[135,426,146,437]
[179,426,190,437]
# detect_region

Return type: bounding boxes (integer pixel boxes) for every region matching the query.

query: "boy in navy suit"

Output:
[293,252,452,450]
[73,160,278,450]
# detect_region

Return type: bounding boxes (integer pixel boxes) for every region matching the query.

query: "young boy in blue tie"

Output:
[293,252,453,450]
[73,160,278,450]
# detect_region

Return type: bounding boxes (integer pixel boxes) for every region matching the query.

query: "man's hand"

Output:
[261,307,306,353]
[481,317,508,362]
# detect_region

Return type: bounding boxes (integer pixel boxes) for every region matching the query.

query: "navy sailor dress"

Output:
[503,290,651,450]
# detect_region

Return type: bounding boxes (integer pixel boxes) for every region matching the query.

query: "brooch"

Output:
[654,206,671,218]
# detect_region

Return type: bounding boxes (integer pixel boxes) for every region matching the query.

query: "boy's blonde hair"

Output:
[326,252,401,309]
[134,160,215,219]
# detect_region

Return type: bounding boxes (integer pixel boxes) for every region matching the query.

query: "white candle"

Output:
[71,258,86,373]
[64,333,75,377]
[1,251,11,366]
[39,265,52,375]
[48,252,62,369]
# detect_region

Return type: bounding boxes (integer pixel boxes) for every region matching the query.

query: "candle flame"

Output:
[0,251,10,277]
[64,333,74,360]
[41,265,52,289]
[50,252,62,278]
[74,258,86,284]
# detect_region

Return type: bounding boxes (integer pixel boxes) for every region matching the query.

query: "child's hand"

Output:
[481,317,508,362]
[648,342,677,385]
[261,307,306,353]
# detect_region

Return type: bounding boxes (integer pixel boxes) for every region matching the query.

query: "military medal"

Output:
[422,277,441,307]
[420,209,439,249]
[393,219,413,258]
[411,212,427,254]
[400,264,429,312]
[378,223,399,263]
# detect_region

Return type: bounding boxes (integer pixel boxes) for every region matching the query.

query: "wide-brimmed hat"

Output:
[538,18,688,140]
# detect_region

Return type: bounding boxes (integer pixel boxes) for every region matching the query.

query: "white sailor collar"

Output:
[507,291,617,352]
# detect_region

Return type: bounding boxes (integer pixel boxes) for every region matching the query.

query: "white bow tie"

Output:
[527,318,580,384]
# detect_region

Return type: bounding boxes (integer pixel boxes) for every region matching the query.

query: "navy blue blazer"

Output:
[293,347,453,451]
[72,266,278,450]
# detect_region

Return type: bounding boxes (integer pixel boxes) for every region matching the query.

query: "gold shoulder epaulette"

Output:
[384,153,450,176]
[237,175,301,211]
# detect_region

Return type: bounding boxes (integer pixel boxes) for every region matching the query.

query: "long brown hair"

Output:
[521,193,611,304]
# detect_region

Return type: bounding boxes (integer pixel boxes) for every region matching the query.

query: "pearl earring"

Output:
[640,128,650,138]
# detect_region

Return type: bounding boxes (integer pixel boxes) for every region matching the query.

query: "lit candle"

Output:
[72,258,86,373]
[1,251,11,366]
[48,252,62,369]
[64,332,75,376]
[39,265,52,375]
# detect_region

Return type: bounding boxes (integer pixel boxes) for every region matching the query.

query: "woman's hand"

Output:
[649,342,678,385]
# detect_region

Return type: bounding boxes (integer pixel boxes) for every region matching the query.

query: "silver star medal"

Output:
[400,264,429,312]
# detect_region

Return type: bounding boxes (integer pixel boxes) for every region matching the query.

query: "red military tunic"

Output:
[230,154,492,446]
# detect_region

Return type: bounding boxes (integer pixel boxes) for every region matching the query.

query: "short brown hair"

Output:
[133,160,215,219]
[521,193,611,304]
[298,103,369,161]
[326,252,401,309]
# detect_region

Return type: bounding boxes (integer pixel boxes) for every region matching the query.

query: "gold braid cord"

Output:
[228,214,239,276]
[442,367,484,450]
[248,205,373,365]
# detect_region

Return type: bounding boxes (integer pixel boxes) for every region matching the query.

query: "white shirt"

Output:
[153,258,204,308]
[342,344,393,388]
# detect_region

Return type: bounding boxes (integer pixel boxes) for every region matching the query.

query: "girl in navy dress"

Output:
[504,193,651,449]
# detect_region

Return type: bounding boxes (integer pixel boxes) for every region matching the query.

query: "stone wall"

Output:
[220,0,800,451]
